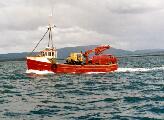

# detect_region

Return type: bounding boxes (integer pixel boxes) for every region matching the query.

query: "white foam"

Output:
[85,72,107,74]
[26,69,54,75]
[116,66,164,73]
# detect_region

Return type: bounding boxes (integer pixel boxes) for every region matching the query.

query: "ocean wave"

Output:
[26,69,54,75]
[116,66,164,72]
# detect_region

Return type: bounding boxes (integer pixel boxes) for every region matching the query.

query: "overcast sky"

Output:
[0,0,164,53]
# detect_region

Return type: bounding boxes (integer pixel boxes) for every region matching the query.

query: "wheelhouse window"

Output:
[41,52,45,56]
[40,52,43,56]
[41,51,56,57]
[48,52,51,56]
[52,52,54,56]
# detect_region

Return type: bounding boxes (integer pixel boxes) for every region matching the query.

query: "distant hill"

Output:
[0,52,38,61]
[134,49,164,55]
[0,45,164,61]
[57,45,133,59]
[0,53,28,61]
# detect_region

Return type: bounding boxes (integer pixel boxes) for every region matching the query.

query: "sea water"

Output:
[0,56,164,120]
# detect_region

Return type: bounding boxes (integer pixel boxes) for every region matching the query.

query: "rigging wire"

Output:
[29,28,49,55]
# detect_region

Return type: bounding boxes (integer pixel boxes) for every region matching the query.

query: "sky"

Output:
[0,0,164,53]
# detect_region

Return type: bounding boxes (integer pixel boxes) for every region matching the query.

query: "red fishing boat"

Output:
[26,17,118,74]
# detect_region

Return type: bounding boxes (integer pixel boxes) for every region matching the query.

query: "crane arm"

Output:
[82,45,110,64]
[83,45,110,56]
[94,45,110,55]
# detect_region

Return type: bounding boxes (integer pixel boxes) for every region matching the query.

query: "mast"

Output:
[30,10,56,55]
[48,13,54,48]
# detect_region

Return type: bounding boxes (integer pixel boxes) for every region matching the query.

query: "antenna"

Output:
[48,10,53,27]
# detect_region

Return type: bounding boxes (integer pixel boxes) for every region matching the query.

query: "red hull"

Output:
[27,59,118,74]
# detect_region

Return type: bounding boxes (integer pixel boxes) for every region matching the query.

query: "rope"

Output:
[29,28,49,55]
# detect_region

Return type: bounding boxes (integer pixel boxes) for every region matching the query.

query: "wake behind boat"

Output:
[26,15,118,74]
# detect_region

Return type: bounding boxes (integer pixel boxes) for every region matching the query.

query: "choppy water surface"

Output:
[0,56,164,120]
